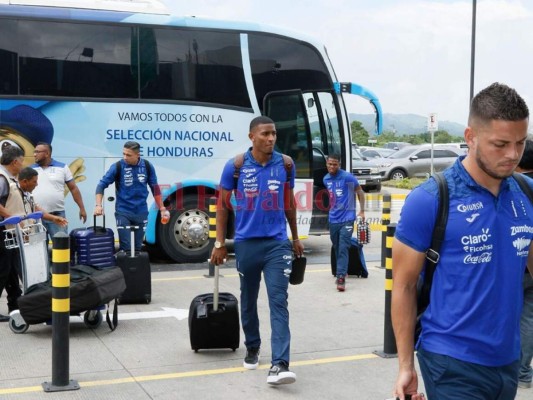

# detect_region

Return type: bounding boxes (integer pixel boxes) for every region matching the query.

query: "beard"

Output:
[474,148,515,180]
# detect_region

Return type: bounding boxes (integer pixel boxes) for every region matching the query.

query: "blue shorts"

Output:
[417,347,519,399]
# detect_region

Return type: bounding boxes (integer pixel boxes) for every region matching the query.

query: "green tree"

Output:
[351,120,369,145]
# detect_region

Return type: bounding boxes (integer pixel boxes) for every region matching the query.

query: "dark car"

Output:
[378,144,464,180]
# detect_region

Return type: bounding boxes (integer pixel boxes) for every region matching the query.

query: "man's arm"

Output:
[284,186,304,257]
[36,204,68,227]
[66,180,87,223]
[210,187,230,266]
[391,238,426,399]
[355,185,365,219]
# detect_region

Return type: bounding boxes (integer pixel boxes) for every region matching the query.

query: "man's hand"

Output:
[210,246,228,266]
[292,239,304,257]
[79,208,87,223]
[393,365,423,400]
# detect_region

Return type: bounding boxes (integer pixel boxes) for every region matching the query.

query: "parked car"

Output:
[382,141,411,151]
[378,144,464,180]
[351,147,382,192]
[361,147,397,159]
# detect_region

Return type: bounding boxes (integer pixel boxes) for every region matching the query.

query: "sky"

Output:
[160,0,533,129]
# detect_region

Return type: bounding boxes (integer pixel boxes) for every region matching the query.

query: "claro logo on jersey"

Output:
[457,201,484,212]
[461,228,493,264]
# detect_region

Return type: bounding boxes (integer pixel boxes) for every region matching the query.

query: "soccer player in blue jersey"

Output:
[323,154,365,291]
[391,83,533,400]
[210,116,304,386]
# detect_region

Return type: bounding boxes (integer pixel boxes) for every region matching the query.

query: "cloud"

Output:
[161,0,533,125]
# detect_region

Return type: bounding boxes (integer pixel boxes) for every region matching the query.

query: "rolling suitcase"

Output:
[116,226,151,304]
[189,262,240,352]
[70,215,115,268]
[331,237,368,278]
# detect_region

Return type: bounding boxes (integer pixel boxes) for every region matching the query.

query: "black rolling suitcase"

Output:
[70,215,115,268]
[189,263,240,352]
[116,226,151,304]
[331,237,368,278]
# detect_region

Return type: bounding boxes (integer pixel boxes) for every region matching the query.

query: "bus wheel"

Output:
[158,194,210,263]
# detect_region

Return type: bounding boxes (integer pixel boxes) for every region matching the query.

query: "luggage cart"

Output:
[1,212,103,333]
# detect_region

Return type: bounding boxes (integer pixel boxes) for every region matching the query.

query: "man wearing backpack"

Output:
[210,116,304,385]
[391,83,533,400]
[94,141,168,252]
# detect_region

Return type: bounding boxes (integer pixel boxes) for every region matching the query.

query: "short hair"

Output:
[36,141,52,153]
[249,116,275,131]
[124,141,141,152]
[518,139,533,171]
[327,154,341,162]
[0,145,24,165]
[469,82,529,125]
[19,166,38,181]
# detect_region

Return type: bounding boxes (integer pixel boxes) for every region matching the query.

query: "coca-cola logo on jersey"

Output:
[464,252,492,264]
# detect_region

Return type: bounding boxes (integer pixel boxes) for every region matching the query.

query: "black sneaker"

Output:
[243,347,260,370]
[267,362,296,385]
[337,276,346,292]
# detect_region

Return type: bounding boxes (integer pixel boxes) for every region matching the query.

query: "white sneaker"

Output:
[267,363,296,385]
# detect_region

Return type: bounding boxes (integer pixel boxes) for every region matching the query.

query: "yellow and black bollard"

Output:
[380,192,391,269]
[205,196,217,277]
[374,223,397,358]
[42,232,79,392]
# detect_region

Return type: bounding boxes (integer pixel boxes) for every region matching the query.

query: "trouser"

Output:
[115,212,147,252]
[0,243,21,312]
[520,273,533,383]
[329,220,354,277]
[417,347,519,400]
[234,239,293,366]
[42,211,68,242]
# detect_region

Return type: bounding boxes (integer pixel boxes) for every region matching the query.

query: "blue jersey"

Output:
[220,150,294,242]
[323,169,359,223]
[95,159,158,217]
[396,157,533,367]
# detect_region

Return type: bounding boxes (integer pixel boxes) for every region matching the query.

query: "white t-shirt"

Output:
[31,159,73,213]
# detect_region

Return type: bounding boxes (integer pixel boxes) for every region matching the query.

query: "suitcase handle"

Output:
[124,225,140,258]
[93,214,106,229]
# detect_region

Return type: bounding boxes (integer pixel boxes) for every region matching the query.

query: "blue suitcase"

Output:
[70,215,116,268]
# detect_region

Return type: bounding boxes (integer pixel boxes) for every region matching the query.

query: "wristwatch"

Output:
[214,241,225,249]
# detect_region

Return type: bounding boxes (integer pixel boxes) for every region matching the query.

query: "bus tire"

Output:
[157,194,211,263]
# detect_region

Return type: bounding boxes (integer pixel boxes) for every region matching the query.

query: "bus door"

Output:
[264,90,344,235]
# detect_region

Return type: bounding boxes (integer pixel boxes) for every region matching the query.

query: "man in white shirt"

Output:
[30,142,87,239]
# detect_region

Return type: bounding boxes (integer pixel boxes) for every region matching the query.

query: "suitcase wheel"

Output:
[9,317,29,334]
[83,310,103,329]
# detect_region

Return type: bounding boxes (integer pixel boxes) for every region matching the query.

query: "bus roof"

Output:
[0,1,327,52]
[0,0,169,14]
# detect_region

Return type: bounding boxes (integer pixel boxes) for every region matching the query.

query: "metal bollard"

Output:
[374,223,398,358]
[205,196,217,278]
[380,192,391,269]
[42,232,79,392]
